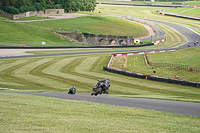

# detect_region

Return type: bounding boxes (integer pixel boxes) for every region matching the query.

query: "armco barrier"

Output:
[103,67,200,88]
[160,13,200,21]
[97,3,183,8]
[0,43,154,49]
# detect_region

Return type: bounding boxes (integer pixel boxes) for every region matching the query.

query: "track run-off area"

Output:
[1,6,200,117]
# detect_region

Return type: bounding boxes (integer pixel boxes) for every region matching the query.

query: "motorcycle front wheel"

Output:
[94,87,102,96]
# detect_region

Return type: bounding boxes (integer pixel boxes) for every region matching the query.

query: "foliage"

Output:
[0,0,96,14]
[5,6,19,14]
[0,2,2,10]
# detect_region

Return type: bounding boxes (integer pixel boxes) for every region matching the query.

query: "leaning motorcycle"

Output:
[91,79,110,96]
[91,81,103,96]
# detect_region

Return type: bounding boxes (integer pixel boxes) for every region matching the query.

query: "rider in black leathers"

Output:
[68,86,76,94]
[91,78,110,96]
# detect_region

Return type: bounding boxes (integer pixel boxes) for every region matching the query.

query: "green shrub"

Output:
[0,2,2,10]
[33,3,44,11]
[53,4,63,9]
[5,6,19,14]
[19,5,30,13]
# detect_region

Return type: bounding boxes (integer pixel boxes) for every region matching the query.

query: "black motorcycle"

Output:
[91,79,110,96]
[68,86,76,94]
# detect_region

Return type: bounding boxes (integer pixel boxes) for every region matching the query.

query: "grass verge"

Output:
[110,47,200,83]
[0,92,200,132]
[0,14,147,46]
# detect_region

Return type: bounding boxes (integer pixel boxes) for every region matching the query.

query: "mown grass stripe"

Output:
[0,59,50,90]
[29,57,93,92]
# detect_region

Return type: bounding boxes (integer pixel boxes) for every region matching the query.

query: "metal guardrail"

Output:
[0,43,154,49]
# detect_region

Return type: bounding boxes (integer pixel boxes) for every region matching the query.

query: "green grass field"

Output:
[95,5,200,34]
[1,92,200,133]
[165,8,200,17]
[111,47,200,83]
[187,1,200,6]
[0,15,147,46]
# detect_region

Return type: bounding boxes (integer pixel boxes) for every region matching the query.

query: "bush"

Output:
[19,5,30,13]
[5,6,20,14]
[0,2,2,11]
[33,3,43,11]
[29,6,37,11]
[53,4,63,9]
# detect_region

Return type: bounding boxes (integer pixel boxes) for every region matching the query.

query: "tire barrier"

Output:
[159,12,200,21]
[103,67,200,88]
[0,43,154,49]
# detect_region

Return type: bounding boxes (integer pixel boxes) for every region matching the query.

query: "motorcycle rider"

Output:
[68,86,76,94]
[91,78,110,95]
[99,78,110,88]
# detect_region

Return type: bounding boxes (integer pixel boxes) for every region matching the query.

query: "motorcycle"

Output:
[68,86,76,94]
[91,79,110,96]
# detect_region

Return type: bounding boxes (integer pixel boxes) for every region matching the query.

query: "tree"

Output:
[1,0,97,14]
[19,5,30,13]
[33,2,43,11]
[0,2,3,10]
[5,6,19,14]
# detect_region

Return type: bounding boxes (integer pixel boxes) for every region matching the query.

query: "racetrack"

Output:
[15,92,200,117]
[1,12,200,117]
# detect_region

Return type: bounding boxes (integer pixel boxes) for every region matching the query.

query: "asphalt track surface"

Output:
[16,92,200,117]
[2,14,200,117]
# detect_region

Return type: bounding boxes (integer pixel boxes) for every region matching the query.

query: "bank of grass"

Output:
[110,47,200,83]
[25,15,147,37]
[0,21,64,46]
[1,92,199,132]
[0,15,147,46]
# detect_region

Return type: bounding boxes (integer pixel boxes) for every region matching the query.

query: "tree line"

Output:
[0,0,96,14]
